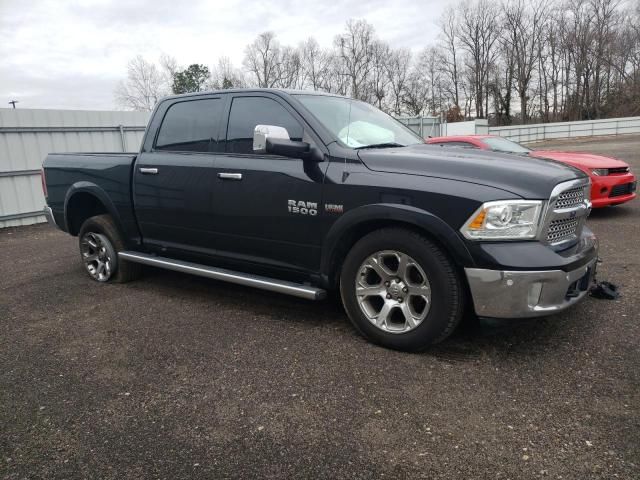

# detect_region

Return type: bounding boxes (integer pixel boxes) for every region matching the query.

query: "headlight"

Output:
[461,200,543,240]
[591,168,608,176]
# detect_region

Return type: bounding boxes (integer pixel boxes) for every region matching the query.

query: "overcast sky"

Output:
[0,0,449,111]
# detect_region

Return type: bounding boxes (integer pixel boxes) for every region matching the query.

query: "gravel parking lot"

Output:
[1,135,638,479]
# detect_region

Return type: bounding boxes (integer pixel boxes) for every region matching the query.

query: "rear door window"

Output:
[225,97,303,154]
[155,98,223,152]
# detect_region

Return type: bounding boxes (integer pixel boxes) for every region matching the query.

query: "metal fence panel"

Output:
[489,116,640,143]
[0,108,150,228]
[396,116,441,137]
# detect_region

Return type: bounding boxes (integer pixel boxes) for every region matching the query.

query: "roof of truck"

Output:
[161,88,347,102]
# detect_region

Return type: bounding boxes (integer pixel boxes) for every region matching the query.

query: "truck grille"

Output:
[543,179,591,247]
[556,187,585,209]
[547,218,580,243]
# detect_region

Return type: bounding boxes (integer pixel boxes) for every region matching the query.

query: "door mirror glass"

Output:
[253,125,290,153]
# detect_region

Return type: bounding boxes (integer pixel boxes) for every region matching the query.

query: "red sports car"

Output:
[426,135,636,208]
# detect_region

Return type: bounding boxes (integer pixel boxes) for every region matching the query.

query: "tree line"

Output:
[115,0,640,125]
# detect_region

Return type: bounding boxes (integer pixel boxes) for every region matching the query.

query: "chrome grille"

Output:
[547,218,579,243]
[543,179,591,247]
[556,187,585,209]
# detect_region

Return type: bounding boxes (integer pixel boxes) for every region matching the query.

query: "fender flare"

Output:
[63,182,124,235]
[319,203,475,285]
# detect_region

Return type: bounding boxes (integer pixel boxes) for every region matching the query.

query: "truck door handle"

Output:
[218,173,243,181]
[139,167,158,175]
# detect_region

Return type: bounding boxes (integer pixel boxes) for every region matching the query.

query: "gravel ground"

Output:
[1,135,638,479]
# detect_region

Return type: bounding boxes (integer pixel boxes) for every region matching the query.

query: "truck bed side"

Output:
[43,153,140,246]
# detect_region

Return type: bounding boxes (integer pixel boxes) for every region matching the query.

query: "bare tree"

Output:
[114,56,169,111]
[243,32,282,88]
[210,56,247,89]
[537,8,564,121]
[369,40,390,108]
[403,63,430,116]
[300,38,332,91]
[334,19,375,100]
[324,55,350,95]
[386,48,411,115]
[503,0,548,123]
[276,46,304,89]
[438,7,462,112]
[457,0,501,118]
[115,2,640,123]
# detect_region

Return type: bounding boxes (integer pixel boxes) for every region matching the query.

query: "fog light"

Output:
[600,187,608,194]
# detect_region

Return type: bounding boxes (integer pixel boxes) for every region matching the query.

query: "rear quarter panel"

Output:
[43,153,139,244]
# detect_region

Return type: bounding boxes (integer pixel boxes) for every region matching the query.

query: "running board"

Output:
[118,251,326,301]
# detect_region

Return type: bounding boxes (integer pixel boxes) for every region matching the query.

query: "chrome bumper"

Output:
[465,258,597,318]
[43,205,61,230]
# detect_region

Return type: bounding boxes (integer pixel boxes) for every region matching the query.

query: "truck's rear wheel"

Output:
[340,228,464,352]
[78,214,141,283]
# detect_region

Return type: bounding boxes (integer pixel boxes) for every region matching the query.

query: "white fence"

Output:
[441,119,489,136]
[396,117,490,137]
[396,116,442,137]
[397,115,640,143]
[489,116,640,143]
[0,108,150,228]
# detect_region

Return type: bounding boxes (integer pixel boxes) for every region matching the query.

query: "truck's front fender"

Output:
[319,203,475,286]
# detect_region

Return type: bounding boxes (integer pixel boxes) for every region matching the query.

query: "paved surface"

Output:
[1,136,639,479]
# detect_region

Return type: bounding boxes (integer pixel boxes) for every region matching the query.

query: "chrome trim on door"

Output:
[118,251,326,300]
[139,167,158,175]
[217,172,243,180]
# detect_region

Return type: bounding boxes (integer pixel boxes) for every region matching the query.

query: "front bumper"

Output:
[465,256,598,319]
[591,175,636,207]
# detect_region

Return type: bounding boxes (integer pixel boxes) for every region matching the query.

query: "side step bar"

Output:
[118,251,326,301]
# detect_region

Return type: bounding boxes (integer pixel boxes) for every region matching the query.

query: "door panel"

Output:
[213,154,325,271]
[211,94,326,272]
[134,151,217,250]
[133,96,225,252]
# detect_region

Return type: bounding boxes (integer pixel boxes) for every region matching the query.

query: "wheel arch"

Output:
[64,182,123,236]
[319,204,475,289]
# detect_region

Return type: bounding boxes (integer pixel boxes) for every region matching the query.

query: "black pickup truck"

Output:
[42,89,598,351]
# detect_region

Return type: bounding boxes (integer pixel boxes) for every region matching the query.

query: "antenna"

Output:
[8,100,18,109]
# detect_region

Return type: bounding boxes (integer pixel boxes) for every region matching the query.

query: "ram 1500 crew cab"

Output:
[42,89,598,351]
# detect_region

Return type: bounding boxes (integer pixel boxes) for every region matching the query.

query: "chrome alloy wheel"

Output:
[80,232,116,282]
[355,250,432,334]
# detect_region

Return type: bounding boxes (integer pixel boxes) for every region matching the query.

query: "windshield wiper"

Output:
[355,142,405,150]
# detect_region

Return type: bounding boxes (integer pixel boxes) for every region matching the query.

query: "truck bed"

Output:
[43,152,139,241]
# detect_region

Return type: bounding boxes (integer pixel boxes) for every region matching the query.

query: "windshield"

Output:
[482,137,531,154]
[296,94,423,149]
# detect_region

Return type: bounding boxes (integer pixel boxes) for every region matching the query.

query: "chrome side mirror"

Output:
[253,125,290,153]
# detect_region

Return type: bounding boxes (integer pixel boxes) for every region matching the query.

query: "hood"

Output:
[358,144,585,199]
[529,150,629,170]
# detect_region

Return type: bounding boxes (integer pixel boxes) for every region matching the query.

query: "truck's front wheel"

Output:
[340,228,464,352]
[78,214,141,283]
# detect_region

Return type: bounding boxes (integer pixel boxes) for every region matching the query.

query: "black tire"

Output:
[77,214,141,283]
[339,228,464,352]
